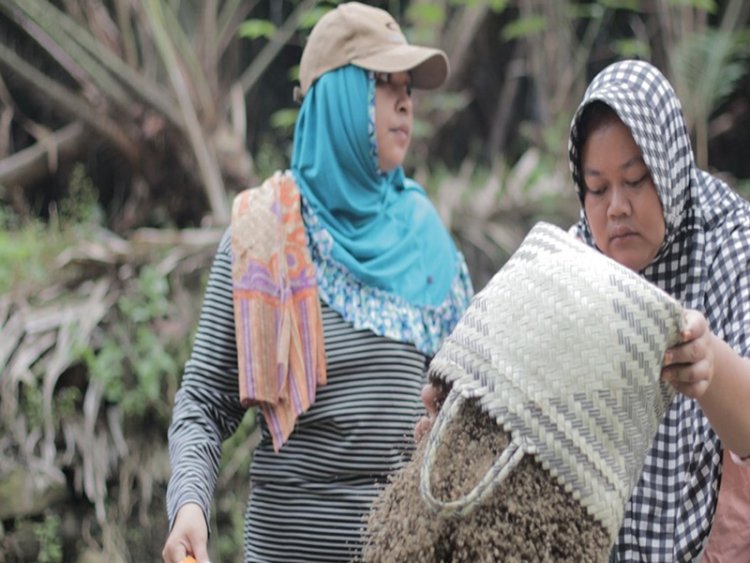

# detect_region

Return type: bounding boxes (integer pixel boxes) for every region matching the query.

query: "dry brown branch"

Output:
[0,298,24,374]
[41,280,112,463]
[5,0,183,127]
[443,3,490,91]
[216,0,256,58]
[0,42,140,164]
[487,48,521,157]
[129,226,224,248]
[160,2,216,123]
[0,122,86,188]
[11,0,134,110]
[6,332,56,387]
[144,0,229,224]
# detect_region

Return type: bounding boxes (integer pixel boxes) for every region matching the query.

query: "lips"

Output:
[609,225,636,242]
[391,125,410,139]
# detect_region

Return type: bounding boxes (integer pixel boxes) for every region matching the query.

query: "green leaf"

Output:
[86,340,126,403]
[667,0,717,12]
[270,108,299,131]
[299,7,333,30]
[406,4,446,26]
[238,19,277,40]
[488,0,510,12]
[566,3,605,19]
[614,38,651,58]
[672,28,750,120]
[0,217,68,293]
[449,0,509,11]
[501,16,547,41]
[597,0,641,11]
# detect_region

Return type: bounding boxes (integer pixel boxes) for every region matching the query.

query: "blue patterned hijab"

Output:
[290,65,472,355]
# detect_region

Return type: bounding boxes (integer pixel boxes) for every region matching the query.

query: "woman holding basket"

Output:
[419,59,750,562]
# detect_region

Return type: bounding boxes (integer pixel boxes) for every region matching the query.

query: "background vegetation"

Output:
[0,0,749,561]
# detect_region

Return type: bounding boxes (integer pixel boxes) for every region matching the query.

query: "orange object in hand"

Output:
[182,557,197,563]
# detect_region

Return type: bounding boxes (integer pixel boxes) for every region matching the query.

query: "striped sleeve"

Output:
[166,230,246,530]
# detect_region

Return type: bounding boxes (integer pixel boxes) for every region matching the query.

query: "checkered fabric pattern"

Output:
[568,59,750,561]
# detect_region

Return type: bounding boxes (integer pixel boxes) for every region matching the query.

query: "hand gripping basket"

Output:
[420,222,684,543]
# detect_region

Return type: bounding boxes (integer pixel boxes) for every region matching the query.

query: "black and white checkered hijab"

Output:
[569,60,750,561]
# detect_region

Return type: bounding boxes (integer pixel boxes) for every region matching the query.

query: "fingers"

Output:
[163,540,211,563]
[416,380,451,443]
[415,385,436,444]
[664,332,709,368]
[420,379,451,416]
[161,540,187,563]
[663,357,711,384]
[192,543,211,563]
[420,384,441,417]
[662,310,715,399]
[663,375,711,399]
[678,309,708,343]
[414,415,433,443]
[162,504,210,563]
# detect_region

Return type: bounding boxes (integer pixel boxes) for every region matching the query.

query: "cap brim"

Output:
[352,45,449,90]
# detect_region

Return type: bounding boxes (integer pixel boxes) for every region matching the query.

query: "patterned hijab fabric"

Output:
[569,59,750,560]
[291,65,473,357]
[231,174,327,452]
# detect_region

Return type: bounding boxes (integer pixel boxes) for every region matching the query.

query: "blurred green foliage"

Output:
[0,163,102,294]
[33,514,62,563]
[76,264,180,423]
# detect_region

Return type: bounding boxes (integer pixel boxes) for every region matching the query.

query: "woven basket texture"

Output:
[421,222,684,540]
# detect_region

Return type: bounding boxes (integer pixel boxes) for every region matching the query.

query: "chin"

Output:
[620,257,648,273]
[606,250,641,272]
[379,158,405,172]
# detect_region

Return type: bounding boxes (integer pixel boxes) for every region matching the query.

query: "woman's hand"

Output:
[662,309,715,399]
[162,503,210,563]
[414,379,451,443]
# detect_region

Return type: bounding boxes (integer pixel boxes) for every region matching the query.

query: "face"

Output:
[374,71,413,172]
[581,116,666,272]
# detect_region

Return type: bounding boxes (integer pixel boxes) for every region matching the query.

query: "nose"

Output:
[396,88,412,114]
[607,185,631,217]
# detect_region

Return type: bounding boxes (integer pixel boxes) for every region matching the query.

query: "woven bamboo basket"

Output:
[420,221,684,545]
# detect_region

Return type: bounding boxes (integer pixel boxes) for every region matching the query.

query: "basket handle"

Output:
[419,386,527,517]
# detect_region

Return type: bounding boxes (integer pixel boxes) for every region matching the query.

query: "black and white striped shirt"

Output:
[166,232,427,562]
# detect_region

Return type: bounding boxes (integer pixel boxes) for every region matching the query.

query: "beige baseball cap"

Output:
[297,2,449,99]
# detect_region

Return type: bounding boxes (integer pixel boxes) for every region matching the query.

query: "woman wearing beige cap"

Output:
[161,3,472,562]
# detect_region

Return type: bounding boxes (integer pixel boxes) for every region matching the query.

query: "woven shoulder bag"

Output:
[420,222,684,542]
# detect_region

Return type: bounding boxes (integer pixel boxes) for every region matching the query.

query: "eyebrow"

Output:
[583,155,644,176]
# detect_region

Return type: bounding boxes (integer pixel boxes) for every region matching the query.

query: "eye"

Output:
[375,72,412,96]
[586,185,607,196]
[374,72,391,85]
[625,173,650,188]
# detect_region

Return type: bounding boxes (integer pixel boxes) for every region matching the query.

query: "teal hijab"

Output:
[291,65,457,307]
